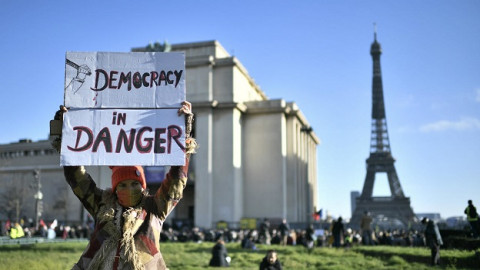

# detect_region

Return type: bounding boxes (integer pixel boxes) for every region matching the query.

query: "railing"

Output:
[0,236,88,246]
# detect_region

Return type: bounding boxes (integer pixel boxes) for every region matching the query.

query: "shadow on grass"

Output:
[355,248,480,269]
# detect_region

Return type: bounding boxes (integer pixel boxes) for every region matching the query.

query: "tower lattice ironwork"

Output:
[350,30,415,228]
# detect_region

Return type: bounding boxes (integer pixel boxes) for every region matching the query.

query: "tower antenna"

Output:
[373,23,377,41]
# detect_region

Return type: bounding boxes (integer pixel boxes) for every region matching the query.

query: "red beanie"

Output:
[110,166,146,191]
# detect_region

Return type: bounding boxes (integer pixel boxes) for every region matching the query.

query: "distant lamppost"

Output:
[301,126,313,224]
[33,169,43,229]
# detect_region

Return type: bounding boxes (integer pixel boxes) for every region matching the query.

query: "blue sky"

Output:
[1,0,479,220]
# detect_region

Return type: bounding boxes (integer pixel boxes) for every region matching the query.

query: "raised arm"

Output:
[51,106,104,217]
[153,101,197,220]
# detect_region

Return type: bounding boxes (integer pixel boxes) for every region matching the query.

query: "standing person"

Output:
[50,102,196,270]
[331,217,344,248]
[259,250,282,270]
[305,224,315,250]
[422,217,443,266]
[464,200,480,238]
[4,220,11,236]
[0,220,4,237]
[209,239,230,267]
[360,211,373,245]
[278,219,290,246]
[259,218,271,245]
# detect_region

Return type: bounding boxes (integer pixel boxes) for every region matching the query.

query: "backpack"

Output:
[469,206,478,219]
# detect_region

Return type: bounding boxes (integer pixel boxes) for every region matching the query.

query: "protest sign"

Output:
[60,109,185,166]
[61,52,186,166]
[64,52,185,108]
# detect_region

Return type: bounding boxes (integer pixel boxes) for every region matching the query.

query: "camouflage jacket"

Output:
[64,158,189,270]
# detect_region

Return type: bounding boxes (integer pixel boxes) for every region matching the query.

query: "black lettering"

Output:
[174,70,183,87]
[150,71,159,87]
[136,127,153,153]
[112,112,117,125]
[118,72,132,90]
[159,71,167,86]
[109,71,118,89]
[167,125,184,153]
[116,129,136,153]
[90,69,183,90]
[117,113,126,125]
[67,126,93,152]
[166,71,174,84]
[90,69,108,91]
[142,72,150,87]
[92,127,112,153]
[154,128,166,153]
[132,72,142,89]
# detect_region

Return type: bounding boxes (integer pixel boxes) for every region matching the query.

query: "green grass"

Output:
[0,242,86,269]
[354,245,480,269]
[0,241,478,269]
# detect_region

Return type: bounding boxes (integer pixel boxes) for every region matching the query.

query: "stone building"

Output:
[0,40,320,229]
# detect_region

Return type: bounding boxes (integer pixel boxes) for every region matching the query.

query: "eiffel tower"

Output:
[350,29,415,228]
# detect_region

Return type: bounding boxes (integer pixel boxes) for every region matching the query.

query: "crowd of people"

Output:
[0,215,450,248]
[157,218,440,251]
[4,200,479,268]
[0,214,460,269]
[1,217,93,240]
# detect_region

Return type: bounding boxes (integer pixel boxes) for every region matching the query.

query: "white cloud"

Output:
[397,126,415,133]
[420,117,480,132]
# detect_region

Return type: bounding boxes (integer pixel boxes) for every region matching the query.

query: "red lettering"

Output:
[67,126,94,152]
[150,72,159,87]
[167,125,184,153]
[116,129,136,153]
[92,127,112,152]
[136,127,153,153]
[67,125,185,155]
[154,128,166,153]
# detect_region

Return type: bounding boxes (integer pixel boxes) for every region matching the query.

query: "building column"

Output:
[193,107,214,228]
[211,104,244,225]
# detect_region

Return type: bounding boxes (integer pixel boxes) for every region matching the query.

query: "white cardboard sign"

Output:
[64,52,185,108]
[60,109,185,166]
[61,52,186,166]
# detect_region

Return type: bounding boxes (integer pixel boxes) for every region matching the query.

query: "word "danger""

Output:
[67,125,184,154]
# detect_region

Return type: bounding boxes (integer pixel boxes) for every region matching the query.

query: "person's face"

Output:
[116,180,142,191]
[116,180,143,207]
[267,252,277,264]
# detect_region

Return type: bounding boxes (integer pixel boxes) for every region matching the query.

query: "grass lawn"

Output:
[0,241,478,269]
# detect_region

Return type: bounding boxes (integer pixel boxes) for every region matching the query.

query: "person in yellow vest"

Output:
[464,200,480,238]
[9,223,24,239]
[9,225,17,239]
[15,223,25,238]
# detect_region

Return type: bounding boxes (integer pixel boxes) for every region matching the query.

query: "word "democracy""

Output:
[90,69,183,91]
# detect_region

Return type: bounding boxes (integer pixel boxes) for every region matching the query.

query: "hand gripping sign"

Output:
[60,52,186,166]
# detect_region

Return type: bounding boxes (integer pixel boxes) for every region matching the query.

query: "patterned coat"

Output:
[64,157,189,270]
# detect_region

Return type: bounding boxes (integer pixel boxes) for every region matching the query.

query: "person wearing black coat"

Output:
[422,217,443,266]
[209,239,230,267]
[278,219,290,246]
[259,250,282,270]
[331,217,344,247]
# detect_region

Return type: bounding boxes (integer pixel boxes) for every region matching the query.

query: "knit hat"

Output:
[110,166,146,191]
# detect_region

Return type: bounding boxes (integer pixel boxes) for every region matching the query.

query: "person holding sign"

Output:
[51,101,196,270]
